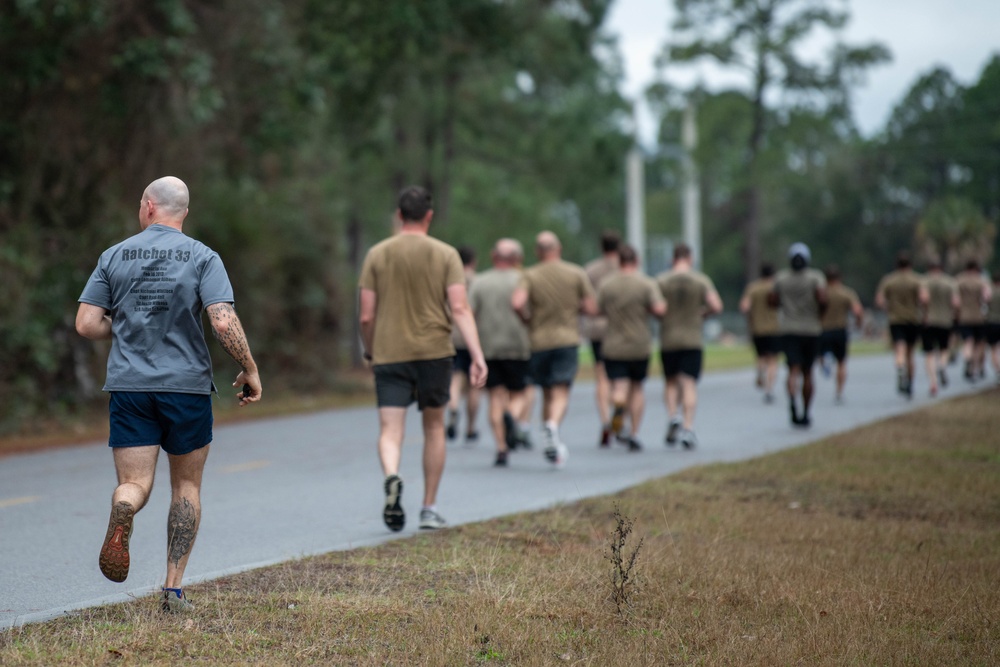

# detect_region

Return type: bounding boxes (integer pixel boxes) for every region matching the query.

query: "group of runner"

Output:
[79,180,999,613]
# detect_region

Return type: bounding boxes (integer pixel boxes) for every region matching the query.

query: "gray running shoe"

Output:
[542,426,568,467]
[162,587,194,614]
[680,429,698,450]
[419,508,447,530]
[622,435,643,452]
[383,475,405,532]
[665,418,682,445]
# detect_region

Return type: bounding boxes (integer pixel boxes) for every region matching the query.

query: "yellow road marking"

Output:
[220,460,271,474]
[0,496,42,509]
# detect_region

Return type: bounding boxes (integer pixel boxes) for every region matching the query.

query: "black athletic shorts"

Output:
[485,358,530,391]
[529,346,579,387]
[452,348,472,374]
[889,323,920,346]
[661,348,703,380]
[783,335,819,371]
[986,323,1000,346]
[921,326,951,352]
[957,324,986,343]
[752,335,781,357]
[373,357,452,410]
[604,358,650,383]
[819,329,848,363]
[590,339,604,364]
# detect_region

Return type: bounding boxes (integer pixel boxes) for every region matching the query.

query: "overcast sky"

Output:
[605,0,999,144]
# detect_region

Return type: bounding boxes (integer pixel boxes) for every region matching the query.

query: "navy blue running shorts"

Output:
[604,358,650,382]
[374,357,453,410]
[529,346,579,387]
[661,349,703,380]
[109,392,212,456]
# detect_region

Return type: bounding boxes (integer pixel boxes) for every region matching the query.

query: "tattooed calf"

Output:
[167,497,198,566]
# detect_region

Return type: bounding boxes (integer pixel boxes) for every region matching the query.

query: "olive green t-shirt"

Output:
[451,271,474,350]
[876,269,922,325]
[741,278,779,336]
[656,269,716,350]
[923,273,957,328]
[581,255,618,341]
[956,273,988,325]
[358,233,465,365]
[520,259,594,351]
[774,268,826,336]
[597,272,663,360]
[469,268,530,360]
[821,283,861,331]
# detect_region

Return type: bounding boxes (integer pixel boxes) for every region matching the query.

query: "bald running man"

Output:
[512,231,597,467]
[469,238,533,466]
[77,176,262,613]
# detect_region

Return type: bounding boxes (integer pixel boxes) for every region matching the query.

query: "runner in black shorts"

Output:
[446,246,481,441]
[921,260,958,396]
[470,238,534,467]
[875,252,925,397]
[772,243,827,427]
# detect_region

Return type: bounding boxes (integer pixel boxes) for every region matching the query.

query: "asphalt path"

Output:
[0,353,985,628]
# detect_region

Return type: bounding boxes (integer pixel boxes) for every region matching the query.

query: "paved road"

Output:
[0,354,983,628]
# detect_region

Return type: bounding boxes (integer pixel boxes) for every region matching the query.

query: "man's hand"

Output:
[469,355,488,389]
[233,370,262,407]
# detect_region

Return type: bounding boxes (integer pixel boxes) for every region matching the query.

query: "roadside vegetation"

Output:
[3,389,996,665]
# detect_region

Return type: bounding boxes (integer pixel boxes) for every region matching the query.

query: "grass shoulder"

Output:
[3,389,996,665]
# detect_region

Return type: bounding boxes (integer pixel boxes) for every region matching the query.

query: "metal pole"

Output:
[682,101,702,269]
[625,146,646,268]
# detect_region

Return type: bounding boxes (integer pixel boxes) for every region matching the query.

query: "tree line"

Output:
[1,0,997,431]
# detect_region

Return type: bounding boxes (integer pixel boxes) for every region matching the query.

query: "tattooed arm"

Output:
[206,302,261,406]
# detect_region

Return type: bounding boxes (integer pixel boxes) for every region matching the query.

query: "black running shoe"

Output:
[494,451,509,467]
[938,368,948,388]
[665,418,681,445]
[623,435,643,452]
[383,475,405,532]
[446,410,458,440]
[503,411,519,451]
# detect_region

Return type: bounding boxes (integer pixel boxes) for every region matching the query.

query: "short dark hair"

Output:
[673,243,691,261]
[458,245,476,267]
[397,186,432,222]
[600,230,621,253]
[760,262,775,278]
[896,251,911,269]
[618,244,638,266]
[966,259,981,272]
[824,263,841,282]
[992,270,1000,283]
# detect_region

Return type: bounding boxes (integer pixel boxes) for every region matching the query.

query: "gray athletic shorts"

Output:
[529,346,578,387]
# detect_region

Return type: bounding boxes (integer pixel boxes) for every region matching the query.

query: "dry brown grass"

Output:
[3,390,998,665]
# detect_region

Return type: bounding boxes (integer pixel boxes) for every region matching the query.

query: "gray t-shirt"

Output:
[469,267,531,360]
[79,224,234,393]
[774,268,826,336]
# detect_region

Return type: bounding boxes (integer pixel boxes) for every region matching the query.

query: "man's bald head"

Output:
[143,176,189,219]
[492,238,523,266]
[535,231,561,260]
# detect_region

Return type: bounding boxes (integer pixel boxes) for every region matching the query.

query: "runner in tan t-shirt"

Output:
[511,231,597,467]
[739,263,780,403]
[875,252,927,397]
[359,186,486,532]
[597,244,665,451]
[955,259,991,381]
[921,261,959,396]
[655,243,723,449]
[819,264,863,403]
[582,230,621,446]
[986,270,1000,383]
